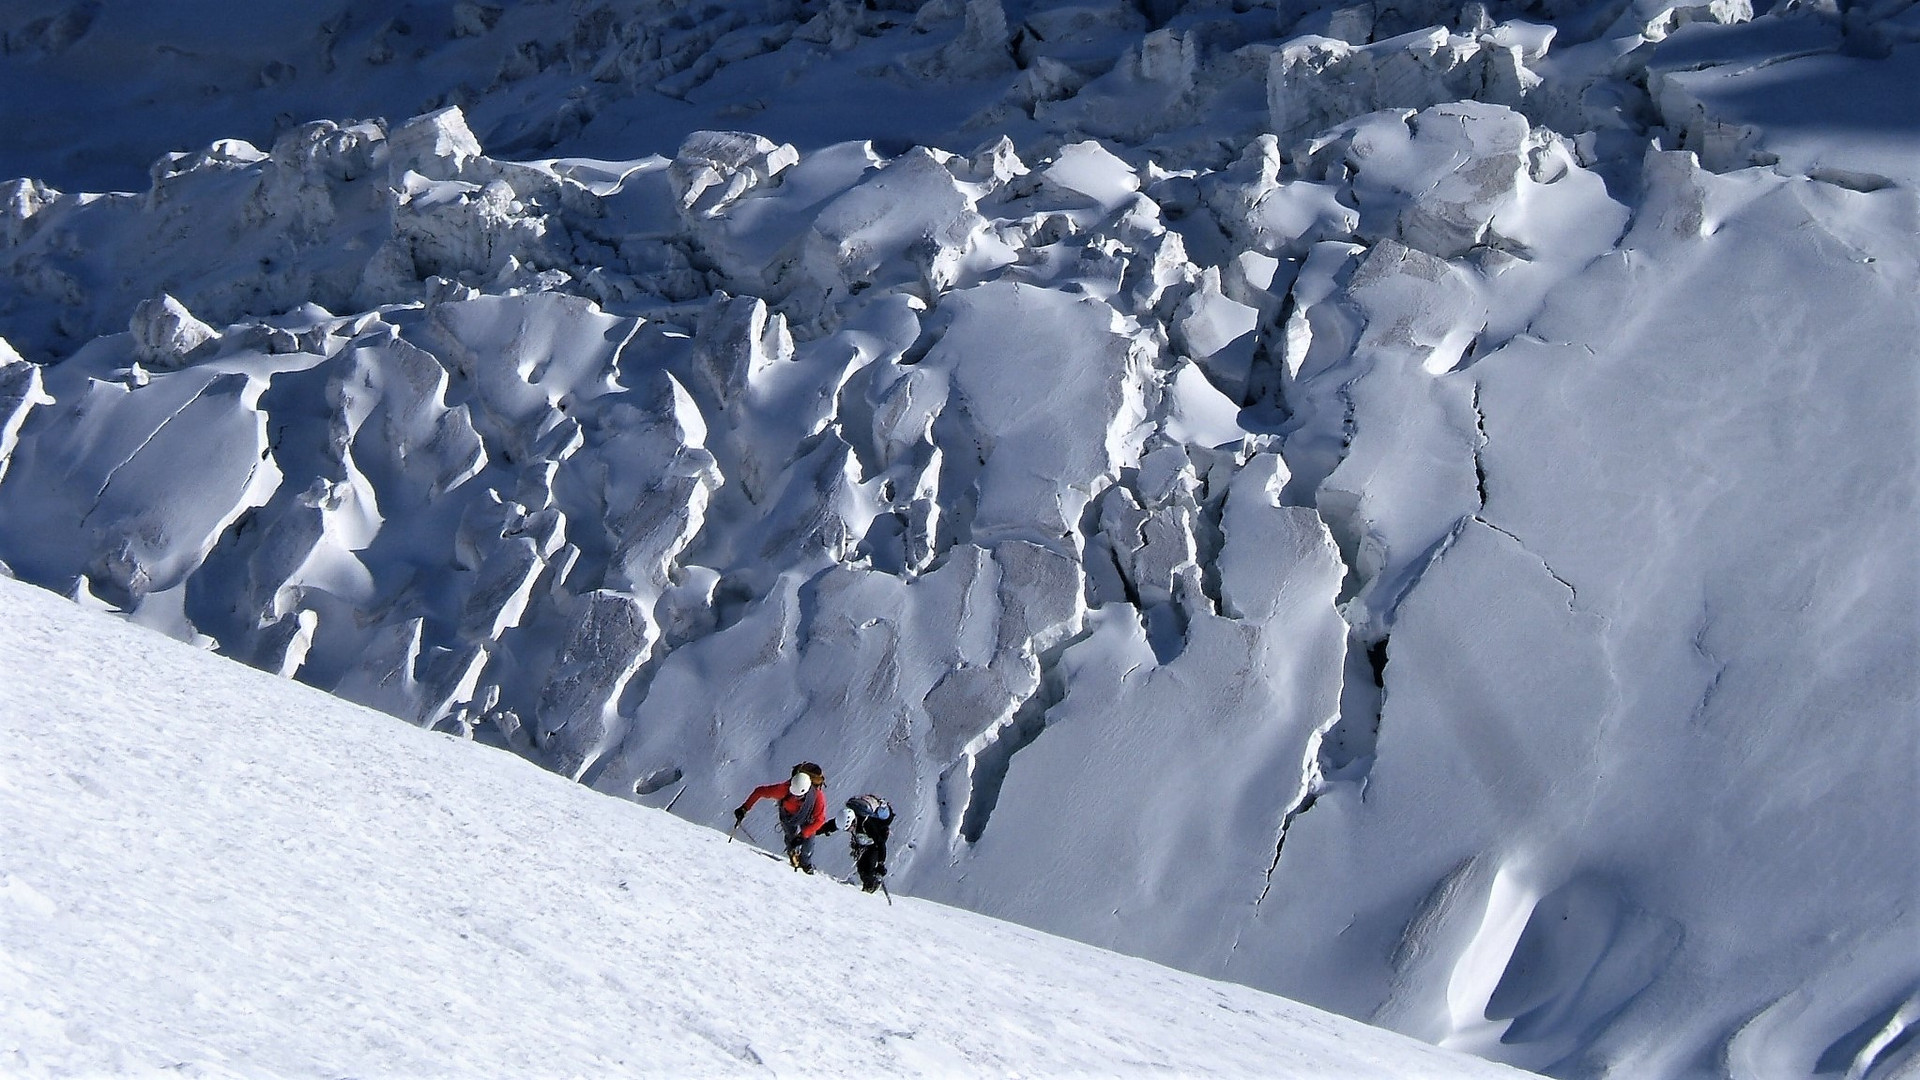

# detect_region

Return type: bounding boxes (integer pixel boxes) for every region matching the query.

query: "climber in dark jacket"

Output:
[842,794,893,893]
[734,762,832,872]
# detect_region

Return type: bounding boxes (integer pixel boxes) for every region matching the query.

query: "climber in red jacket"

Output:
[733,762,834,873]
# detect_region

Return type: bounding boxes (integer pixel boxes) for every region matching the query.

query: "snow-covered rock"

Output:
[128,295,219,369]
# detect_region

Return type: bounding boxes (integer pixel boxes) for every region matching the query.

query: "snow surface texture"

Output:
[0,574,1532,1079]
[1,2,1917,1078]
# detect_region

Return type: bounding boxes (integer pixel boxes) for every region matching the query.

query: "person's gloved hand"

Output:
[819,818,839,835]
[732,806,747,825]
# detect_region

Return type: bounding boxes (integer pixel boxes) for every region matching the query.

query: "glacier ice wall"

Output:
[1,2,1916,1077]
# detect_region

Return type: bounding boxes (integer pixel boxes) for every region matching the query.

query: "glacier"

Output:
[0,1,1915,1077]
[0,572,1532,1079]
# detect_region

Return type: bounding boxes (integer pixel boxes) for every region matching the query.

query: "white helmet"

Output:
[842,807,858,831]
[788,772,813,796]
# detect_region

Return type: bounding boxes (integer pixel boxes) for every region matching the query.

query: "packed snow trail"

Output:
[0,574,1525,1080]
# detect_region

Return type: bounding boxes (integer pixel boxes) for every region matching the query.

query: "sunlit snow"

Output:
[0,1,1915,1077]
[0,575,1525,1080]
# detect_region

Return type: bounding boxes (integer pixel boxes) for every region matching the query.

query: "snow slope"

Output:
[0,573,1526,1080]
[2,2,1918,1078]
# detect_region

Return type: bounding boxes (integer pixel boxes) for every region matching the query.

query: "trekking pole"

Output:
[880,880,893,907]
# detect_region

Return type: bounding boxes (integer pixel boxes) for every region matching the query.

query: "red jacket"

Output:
[741,782,828,839]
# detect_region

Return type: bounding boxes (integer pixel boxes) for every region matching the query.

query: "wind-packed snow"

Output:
[0,574,1527,1080]
[1,1,1917,1077]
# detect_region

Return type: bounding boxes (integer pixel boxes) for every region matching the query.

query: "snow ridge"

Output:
[0,573,1529,1080]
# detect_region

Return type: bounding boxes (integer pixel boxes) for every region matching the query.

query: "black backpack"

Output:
[846,794,892,840]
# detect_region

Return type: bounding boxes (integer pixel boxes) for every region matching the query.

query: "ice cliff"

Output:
[0,1,1914,1077]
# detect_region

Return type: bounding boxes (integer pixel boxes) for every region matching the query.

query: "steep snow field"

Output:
[2,1,1918,1077]
[0,574,1527,1080]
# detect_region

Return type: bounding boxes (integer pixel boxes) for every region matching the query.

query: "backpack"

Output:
[846,794,892,830]
[791,762,826,787]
